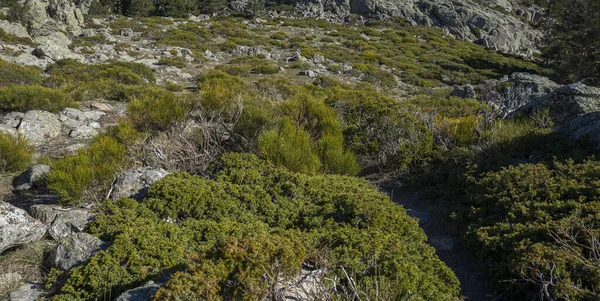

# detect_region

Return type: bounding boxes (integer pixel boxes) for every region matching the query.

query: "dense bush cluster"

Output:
[50,153,460,300]
[464,160,600,300]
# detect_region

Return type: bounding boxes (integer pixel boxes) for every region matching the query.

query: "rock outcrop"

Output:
[48,232,104,270]
[115,281,161,301]
[0,202,47,254]
[22,0,85,37]
[111,167,170,200]
[13,164,51,192]
[293,0,542,57]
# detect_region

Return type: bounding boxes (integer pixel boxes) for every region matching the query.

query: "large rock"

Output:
[0,202,47,254]
[28,205,95,240]
[111,167,169,200]
[12,164,51,192]
[482,73,600,118]
[293,0,542,58]
[0,20,31,39]
[16,110,62,144]
[23,0,84,36]
[48,232,104,270]
[233,45,271,59]
[115,281,161,301]
[35,40,84,62]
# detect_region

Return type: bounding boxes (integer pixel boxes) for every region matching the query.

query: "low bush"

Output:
[156,57,188,68]
[464,159,600,300]
[45,137,127,205]
[51,153,460,300]
[127,92,196,132]
[0,132,32,173]
[0,86,76,113]
[0,59,42,86]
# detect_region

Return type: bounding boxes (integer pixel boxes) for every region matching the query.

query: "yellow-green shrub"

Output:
[0,86,76,113]
[45,137,127,205]
[0,58,42,86]
[0,132,32,173]
[127,92,196,132]
[258,118,320,174]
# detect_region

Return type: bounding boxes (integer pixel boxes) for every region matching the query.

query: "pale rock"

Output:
[111,167,169,200]
[17,110,62,144]
[0,202,47,254]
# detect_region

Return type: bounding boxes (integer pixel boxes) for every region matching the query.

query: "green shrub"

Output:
[0,58,42,86]
[0,132,32,173]
[464,159,600,300]
[0,86,76,113]
[258,118,321,174]
[127,92,196,132]
[156,57,187,68]
[197,71,247,116]
[45,137,127,205]
[52,153,460,300]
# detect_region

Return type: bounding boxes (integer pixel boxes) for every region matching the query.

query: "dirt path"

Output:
[385,189,500,301]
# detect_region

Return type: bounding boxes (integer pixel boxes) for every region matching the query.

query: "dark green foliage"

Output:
[0,86,76,113]
[321,85,434,174]
[543,0,600,85]
[45,137,128,205]
[155,0,197,17]
[52,153,460,300]
[122,0,155,16]
[0,132,32,173]
[465,160,600,300]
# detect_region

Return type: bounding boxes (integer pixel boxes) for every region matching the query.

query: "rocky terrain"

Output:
[0,0,599,300]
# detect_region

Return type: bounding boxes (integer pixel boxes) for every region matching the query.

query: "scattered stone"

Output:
[48,208,95,240]
[12,164,51,192]
[64,143,86,152]
[120,28,134,37]
[115,281,161,301]
[0,202,47,254]
[312,54,325,64]
[81,29,97,37]
[89,102,112,111]
[68,125,98,139]
[298,70,317,78]
[451,85,476,99]
[48,232,105,270]
[8,283,44,301]
[233,45,271,58]
[111,167,170,200]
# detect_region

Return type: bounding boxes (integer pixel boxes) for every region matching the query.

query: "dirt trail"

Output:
[385,190,500,301]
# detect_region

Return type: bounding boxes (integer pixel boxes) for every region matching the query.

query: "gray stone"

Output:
[0,20,31,39]
[120,28,134,37]
[294,0,542,58]
[89,102,112,111]
[64,143,86,152]
[3,112,25,128]
[17,110,62,144]
[83,111,106,121]
[35,41,84,62]
[33,32,72,47]
[48,232,104,270]
[298,70,317,78]
[9,283,44,301]
[115,281,161,301]
[0,124,17,137]
[312,54,325,63]
[233,45,271,58]
[0,202,47,254]
[68,125,99,139]
[451,85,476,99]
[13,164,51,192]
[49,209,95,240]
[81,28,97,37]
[111,167,169,200]
[59,108,87,122]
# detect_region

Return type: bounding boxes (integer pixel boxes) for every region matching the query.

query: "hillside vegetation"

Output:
[0,1,599,300]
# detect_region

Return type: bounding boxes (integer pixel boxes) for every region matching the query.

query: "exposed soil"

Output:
[386,190,501,301]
